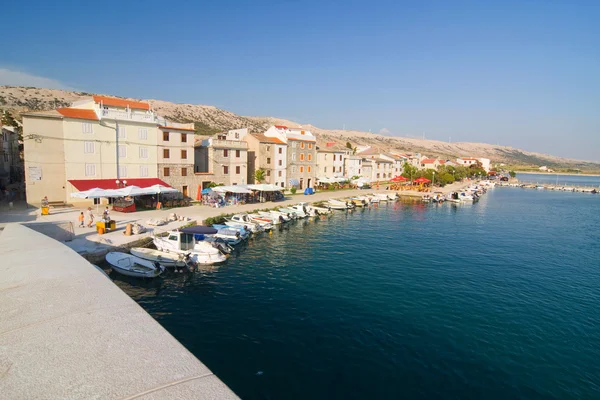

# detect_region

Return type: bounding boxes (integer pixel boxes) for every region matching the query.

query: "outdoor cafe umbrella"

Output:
[391,176,408,182]
[413,177,431,184]
[70,188,111,213]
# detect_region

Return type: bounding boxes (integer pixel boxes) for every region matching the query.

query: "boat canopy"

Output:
[180,226,218,235]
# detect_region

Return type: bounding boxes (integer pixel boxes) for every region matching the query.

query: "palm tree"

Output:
[255,169,266,183]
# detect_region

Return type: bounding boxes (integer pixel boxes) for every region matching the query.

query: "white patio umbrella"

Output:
[112,185,145,197]
[70,188,111,213]
[143,184,178,194]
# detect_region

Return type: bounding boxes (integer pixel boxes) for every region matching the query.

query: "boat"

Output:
[309,204,332,214]
[327,199,354,210]
[212,224,251,240]
[374,193,389,202]
[230,214,273,230]
[446,192,461,203]
[105,252,165,278]
[130,247,194,269]
[153,228,228,265]
[225,220,262,233]
[296,202,320,216]
[278,207,301,218]
[458,192,475,202]
[386,193,398,200]
[214,228,243,245]
[258,210,291,223]
[288,204,310,218]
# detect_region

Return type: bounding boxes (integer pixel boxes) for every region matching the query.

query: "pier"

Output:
[0,223,238,399]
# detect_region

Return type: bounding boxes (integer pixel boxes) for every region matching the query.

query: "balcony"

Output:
[101,109,157,124]
[208,139,248,150]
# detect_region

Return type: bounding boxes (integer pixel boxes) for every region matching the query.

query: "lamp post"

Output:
[432,171,436,187]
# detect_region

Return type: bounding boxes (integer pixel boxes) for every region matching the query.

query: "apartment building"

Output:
[157,122,196,198]
[263,125,316,189]
[456,157,491,172]
[243,133,287,187]
[22,95,179,205]
[0,125,23,187]
[194,129,249,186]
[316,146,346,180]
[420,158,444,170]
[344,155,363,179]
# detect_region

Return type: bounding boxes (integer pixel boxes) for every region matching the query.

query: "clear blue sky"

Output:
[3,0,599,161]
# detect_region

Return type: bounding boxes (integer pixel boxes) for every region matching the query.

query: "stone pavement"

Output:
[0,223,238,399]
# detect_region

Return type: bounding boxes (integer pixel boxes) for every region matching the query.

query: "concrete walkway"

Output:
[0,223,237,399]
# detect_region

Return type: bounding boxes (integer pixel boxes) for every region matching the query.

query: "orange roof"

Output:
[57,108,99,121]
[251,133,287,145]
[461,157,478,161]
[287,137,316,142]
[93,95,150,110]
[160,126,196,132]
[274,125,288,129]
[421,158,438,164]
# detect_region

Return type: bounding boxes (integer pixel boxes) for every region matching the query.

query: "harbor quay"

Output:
[1,182,473,263]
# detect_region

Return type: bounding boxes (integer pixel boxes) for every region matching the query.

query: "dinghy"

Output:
[130,247,193,269]
[106,252,165,278]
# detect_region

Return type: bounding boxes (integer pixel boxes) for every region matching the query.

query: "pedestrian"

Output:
[87,207,94,228]
[103,207,110,222]
[78,212,85,228]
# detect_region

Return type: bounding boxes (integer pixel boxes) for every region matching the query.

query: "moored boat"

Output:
[106,252,165,278]
[130,247,193,269]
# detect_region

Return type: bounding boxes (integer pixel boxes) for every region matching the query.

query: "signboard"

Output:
[29,166,42,181]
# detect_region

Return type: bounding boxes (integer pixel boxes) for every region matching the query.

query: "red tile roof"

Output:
[421,158,438,164]
[275,125,288,129]
[159,126,196,132]
[251,133,287,145]
[56,108,99,121]
[93,95,150,110]
[287,137,316,142]
[69,178,171,191]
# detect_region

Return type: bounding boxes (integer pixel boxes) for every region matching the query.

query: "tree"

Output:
[346,142,353,150]
[254,169,266,183]
[509,170,516,178]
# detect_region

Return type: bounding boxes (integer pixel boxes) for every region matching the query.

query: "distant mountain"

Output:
[2,85,597,171]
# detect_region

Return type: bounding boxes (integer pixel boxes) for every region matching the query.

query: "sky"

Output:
[2,0,599,160]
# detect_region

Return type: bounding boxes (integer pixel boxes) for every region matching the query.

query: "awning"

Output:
[68,178,172,191]
[212,185,253,194]
[247,184,282,192]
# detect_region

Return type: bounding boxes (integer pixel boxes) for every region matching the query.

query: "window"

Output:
[278,160,282,166]
[82,122,93,134]
[300,166,304,173]
[236,166,240,174]
[308,154,312,161]
[182,167,188,176]
[138,128,148,140]
[267,170,271,176]
[235,132,239,139]
[278,147,282,154]
[181,150,187,159]
[139,146,148,159]
[85,164,96,176]
[163,131,169,141]
[117,126,126,138]
[181,133,187,143]
[118,145,127,158]
[324,167,327,173]
[119,165,128,177]
[278,171,282,177]
[164,167,170,176]
[224,149,229,157]
[333,154,336,161]
[301,130,305,135]
[163,149,170,158]
[377,173,380,178]
[267,157,271,164]
[308,143,313,149]
[292,142,297,148]
[223,166,229,174]
[84,141,94,154]
[291,166,296,173]
[236,150,240,158]
[308,166,311,173]
[266,146,270,151]
[300,154,305,161]
[301,142,305,149]
[140,165,149,177]
[340,156,343,163]
[339,166,343,173]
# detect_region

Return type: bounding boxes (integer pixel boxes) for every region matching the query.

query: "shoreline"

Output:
[516,171,600,177]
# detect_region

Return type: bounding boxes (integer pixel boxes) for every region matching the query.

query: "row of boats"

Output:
[499,182,598,193]
[103,188,489,278]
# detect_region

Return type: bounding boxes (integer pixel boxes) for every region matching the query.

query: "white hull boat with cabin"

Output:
[130,247,194,269]
[106,252,165,278]
[153,227,228,265]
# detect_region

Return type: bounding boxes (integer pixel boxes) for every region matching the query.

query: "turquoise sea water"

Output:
[111,188,600,399]
[517,173,600,187]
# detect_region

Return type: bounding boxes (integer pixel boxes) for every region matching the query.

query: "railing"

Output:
[101,109,156,123]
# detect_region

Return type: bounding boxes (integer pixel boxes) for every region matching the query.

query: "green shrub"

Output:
[290,187,297,194]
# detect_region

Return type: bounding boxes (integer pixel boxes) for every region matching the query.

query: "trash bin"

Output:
[41,206,49,215]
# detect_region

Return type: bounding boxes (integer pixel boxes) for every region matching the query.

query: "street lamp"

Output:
[432,171,436,187]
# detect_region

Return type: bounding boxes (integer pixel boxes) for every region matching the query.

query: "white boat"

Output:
[230,214,273,230]
[458,192,475,202]
[153,228,228,265]
[259,210,291,223]
[214,228,243,245]
[288,204,310,218]
[374,193,389,202]
[212,224,251,240]
[106,252,164,278]
[130,247,193,269]
[297,202,325,216]
[328,199,354,210]
[309,205,332,214]
[278,207,300,218]
[386,193,398,200]
[225,220,262,233]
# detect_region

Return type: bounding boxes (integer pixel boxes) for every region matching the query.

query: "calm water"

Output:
[110,189,600,399]
[517,173,600,187]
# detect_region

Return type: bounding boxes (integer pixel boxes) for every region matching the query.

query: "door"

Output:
[300,179,304,189]
[307,178,312,188]
[182,185,189,198]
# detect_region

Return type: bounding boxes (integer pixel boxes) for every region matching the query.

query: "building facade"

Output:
[316,147,346,180]
[344,155,363,179]
[22,95,183,205]
[157,122,196,198]
[243,133,287,187]
[263,125,316,189]
[0,125,23,188]
[194,129,249,187]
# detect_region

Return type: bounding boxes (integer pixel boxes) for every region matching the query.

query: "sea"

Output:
[108,186,600,399]
[517,172,600,187]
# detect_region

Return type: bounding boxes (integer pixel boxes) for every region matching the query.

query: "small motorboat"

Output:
[230,214,273,230]
[309,204,332,214]
[106,252,165,278]
[212,224,251,240]
[153,229,228,265]
[214,228,243,245]
[130,247,194,269]
[328,199,353,210]
[278,207,300,218]
[258,211,290,223]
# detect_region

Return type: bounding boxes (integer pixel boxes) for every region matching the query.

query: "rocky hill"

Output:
[1,85,597,171]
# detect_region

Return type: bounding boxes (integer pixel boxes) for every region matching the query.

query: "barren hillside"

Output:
[2,85,597,170]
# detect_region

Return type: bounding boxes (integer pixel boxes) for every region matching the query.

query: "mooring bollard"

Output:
[124,223,133,236]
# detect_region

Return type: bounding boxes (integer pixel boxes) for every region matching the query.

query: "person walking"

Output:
[86,207,94,228]
[78,212,85,228]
